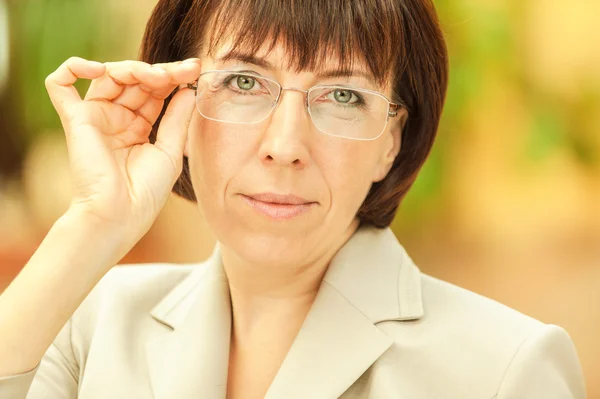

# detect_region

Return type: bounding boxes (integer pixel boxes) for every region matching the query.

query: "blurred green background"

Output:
[0,0,598,396]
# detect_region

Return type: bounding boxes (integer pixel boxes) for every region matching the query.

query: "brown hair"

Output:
[139,0,448,228]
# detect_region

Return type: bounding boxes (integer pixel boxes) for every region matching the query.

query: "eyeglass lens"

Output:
[195,71,390,140]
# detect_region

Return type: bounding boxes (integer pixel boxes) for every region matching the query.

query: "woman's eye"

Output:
[328,89,359,104]
[231,75,257,91]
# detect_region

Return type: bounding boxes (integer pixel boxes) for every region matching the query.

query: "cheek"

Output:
[318,142,380,211]
[187,118,249,204]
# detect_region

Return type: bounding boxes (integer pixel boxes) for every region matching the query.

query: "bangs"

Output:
[198,0,405,87]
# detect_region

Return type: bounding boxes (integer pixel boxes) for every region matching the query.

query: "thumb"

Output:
[154,87,196,171]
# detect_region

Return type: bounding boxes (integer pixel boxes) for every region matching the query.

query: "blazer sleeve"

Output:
[0,317,79,398]
[496,324,587,399]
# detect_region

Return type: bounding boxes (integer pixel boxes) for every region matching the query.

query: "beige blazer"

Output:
[0,226,586,398]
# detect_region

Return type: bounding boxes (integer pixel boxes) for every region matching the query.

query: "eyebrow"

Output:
[215,51,378,86]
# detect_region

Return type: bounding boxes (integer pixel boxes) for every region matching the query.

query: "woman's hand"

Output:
[45,57,200,244]
[0,58,202,378]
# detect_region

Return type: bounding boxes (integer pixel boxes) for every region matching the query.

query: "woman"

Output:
[0,0,586,398]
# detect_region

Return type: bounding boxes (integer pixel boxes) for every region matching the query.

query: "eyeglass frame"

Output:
[186,69,406,141]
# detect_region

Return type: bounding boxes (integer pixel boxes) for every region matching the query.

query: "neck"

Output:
[221,220,360,338]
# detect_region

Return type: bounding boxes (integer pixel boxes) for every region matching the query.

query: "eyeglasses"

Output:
[186,70,404,141]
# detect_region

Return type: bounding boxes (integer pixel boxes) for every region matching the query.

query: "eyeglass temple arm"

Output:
[389,102,402,118]
[389,94,411,117]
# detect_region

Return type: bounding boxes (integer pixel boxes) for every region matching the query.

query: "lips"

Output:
[245,192,313,205]
[240,192,317,220]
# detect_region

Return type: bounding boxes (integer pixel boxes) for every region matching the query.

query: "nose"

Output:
[257,89,312,169]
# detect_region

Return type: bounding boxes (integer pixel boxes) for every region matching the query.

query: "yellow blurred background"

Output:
[0,0,598,395]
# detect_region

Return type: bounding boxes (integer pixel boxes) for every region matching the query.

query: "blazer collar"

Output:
[146,225,423,399]
[146,244,231,398]
[322,224,424,322]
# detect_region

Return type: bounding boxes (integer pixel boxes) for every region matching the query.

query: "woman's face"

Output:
[184,39,404,267]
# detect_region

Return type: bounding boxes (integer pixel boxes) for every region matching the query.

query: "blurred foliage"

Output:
[396,0,599,227]
[7,0,117,140]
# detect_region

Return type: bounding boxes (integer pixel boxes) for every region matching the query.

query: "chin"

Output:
[216,222,319,268]
[200,195,329,267]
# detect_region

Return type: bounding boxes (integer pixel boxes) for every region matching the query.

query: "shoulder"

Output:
[373,273,585,397]
[418,273,549,364]
[87,262,200,306]
[97,262,199,294]
[381,272,549,360]
[69,262,205,338]
[419,272,544,338]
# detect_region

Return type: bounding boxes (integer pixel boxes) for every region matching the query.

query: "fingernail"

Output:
[182,58,201,64]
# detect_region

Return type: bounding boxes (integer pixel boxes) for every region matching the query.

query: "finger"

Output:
[113,85,153,111]
[165,62,202,86]
[136,97,165,125]
[86,59,201,102]
[153,58,201,72]
[84,72,124,101]
[154,87,196,170]
[45,57,106,114]
[145,62,202,99]
[147,59,202,89]
[136,62,201,101]
[86,62,170,111]
[85,61,170,103]
[106,60,171,88]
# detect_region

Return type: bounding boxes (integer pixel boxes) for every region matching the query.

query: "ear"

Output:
[372,109,408,183]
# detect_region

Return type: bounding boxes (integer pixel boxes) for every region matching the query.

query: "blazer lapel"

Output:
[145,244,232,399]
[263,282,394,399]
[265,226,424,399]
[144,225,423,399]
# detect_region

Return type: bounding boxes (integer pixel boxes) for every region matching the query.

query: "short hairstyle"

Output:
[139,0,448,228]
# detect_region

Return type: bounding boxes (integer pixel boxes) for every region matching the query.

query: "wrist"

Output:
[56,208,134,264]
